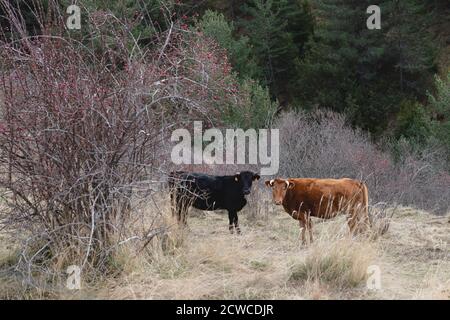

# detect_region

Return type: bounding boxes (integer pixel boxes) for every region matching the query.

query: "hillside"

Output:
[100,207,449,300]
[2,200,447,300]
[0,0,449,302]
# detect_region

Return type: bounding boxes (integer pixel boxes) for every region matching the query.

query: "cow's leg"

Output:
[181,206,188,225]
[227,210,235,234]
[177,204,184,224]
[173,195,181,223]
[299,220,306,245]
[170,187,181,220]
[347,206,361,235]
[307,215,313,244]
[233,213,241,234]
[295,211,307,245]
[170,188,176,217]
[358,204,370,233]
[176,196,189,226]
[297,211,312,245]
[347,213,356,234]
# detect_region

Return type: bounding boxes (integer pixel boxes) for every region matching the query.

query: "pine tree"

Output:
[240,0,313,102]
[297,0,436,134]
[196,10,260,80]
[428,72,450,163]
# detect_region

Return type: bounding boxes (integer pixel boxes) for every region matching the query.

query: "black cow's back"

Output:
[169,171,246,211]
[169,170,259,233]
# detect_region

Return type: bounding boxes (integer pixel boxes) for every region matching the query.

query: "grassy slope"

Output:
[0,203,448,300]
[97,206,449,300]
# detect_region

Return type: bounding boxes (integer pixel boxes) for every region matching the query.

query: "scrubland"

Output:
[1,194,448,300]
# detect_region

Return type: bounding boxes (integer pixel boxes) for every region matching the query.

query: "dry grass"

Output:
[289,238,376,289]
[0,195,449,300]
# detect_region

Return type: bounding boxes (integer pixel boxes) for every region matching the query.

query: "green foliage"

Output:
[428,72,450,157]
[223,79,278,129]
[3,0,448,161]
[297,0,436,134]
[429,72,450,118]
[196,9,279,129]
[240,0,313,100]
[395,100,431,147]
[196,10,260,79]
[73,0,176,42]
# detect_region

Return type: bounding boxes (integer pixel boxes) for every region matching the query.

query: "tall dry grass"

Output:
[289,238,376,289]
[1,191,449,299]
[74,192,380,299]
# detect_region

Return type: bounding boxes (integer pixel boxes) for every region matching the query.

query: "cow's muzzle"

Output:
[274,200,282,205]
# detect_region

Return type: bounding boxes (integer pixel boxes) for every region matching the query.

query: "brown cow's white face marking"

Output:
[265,178,294,205]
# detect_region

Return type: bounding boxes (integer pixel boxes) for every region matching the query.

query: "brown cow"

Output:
[265,178,370,244]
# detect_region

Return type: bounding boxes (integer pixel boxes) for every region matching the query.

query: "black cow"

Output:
[168,171,260,234]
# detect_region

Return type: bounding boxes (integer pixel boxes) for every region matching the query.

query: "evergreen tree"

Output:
[395,100,431,147]
[240,0,313,103]
[297,0,436,134]
[196,10,260,80]
[428,72,450,163]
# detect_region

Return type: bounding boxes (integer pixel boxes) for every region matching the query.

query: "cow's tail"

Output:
[168,171,189,223]
[168,171,179,218]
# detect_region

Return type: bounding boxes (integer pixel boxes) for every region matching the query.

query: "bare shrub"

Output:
[0,1,242,284]
[275,110,450,216]
[388,140,450,214]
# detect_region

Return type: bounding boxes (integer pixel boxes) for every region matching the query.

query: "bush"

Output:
[223,79,278,129]
[428,72,450,165]
[0,2,242,282]
[395,100,431,147]
[274,110,450,214]
[429,72,450,118]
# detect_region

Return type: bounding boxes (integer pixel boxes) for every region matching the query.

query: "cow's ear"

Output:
[253,174,260,181]
[265,180,273,187]
[288,181,295,189]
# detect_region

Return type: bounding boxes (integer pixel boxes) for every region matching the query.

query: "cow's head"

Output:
[265,178,294,205]
[234,171,260,195]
